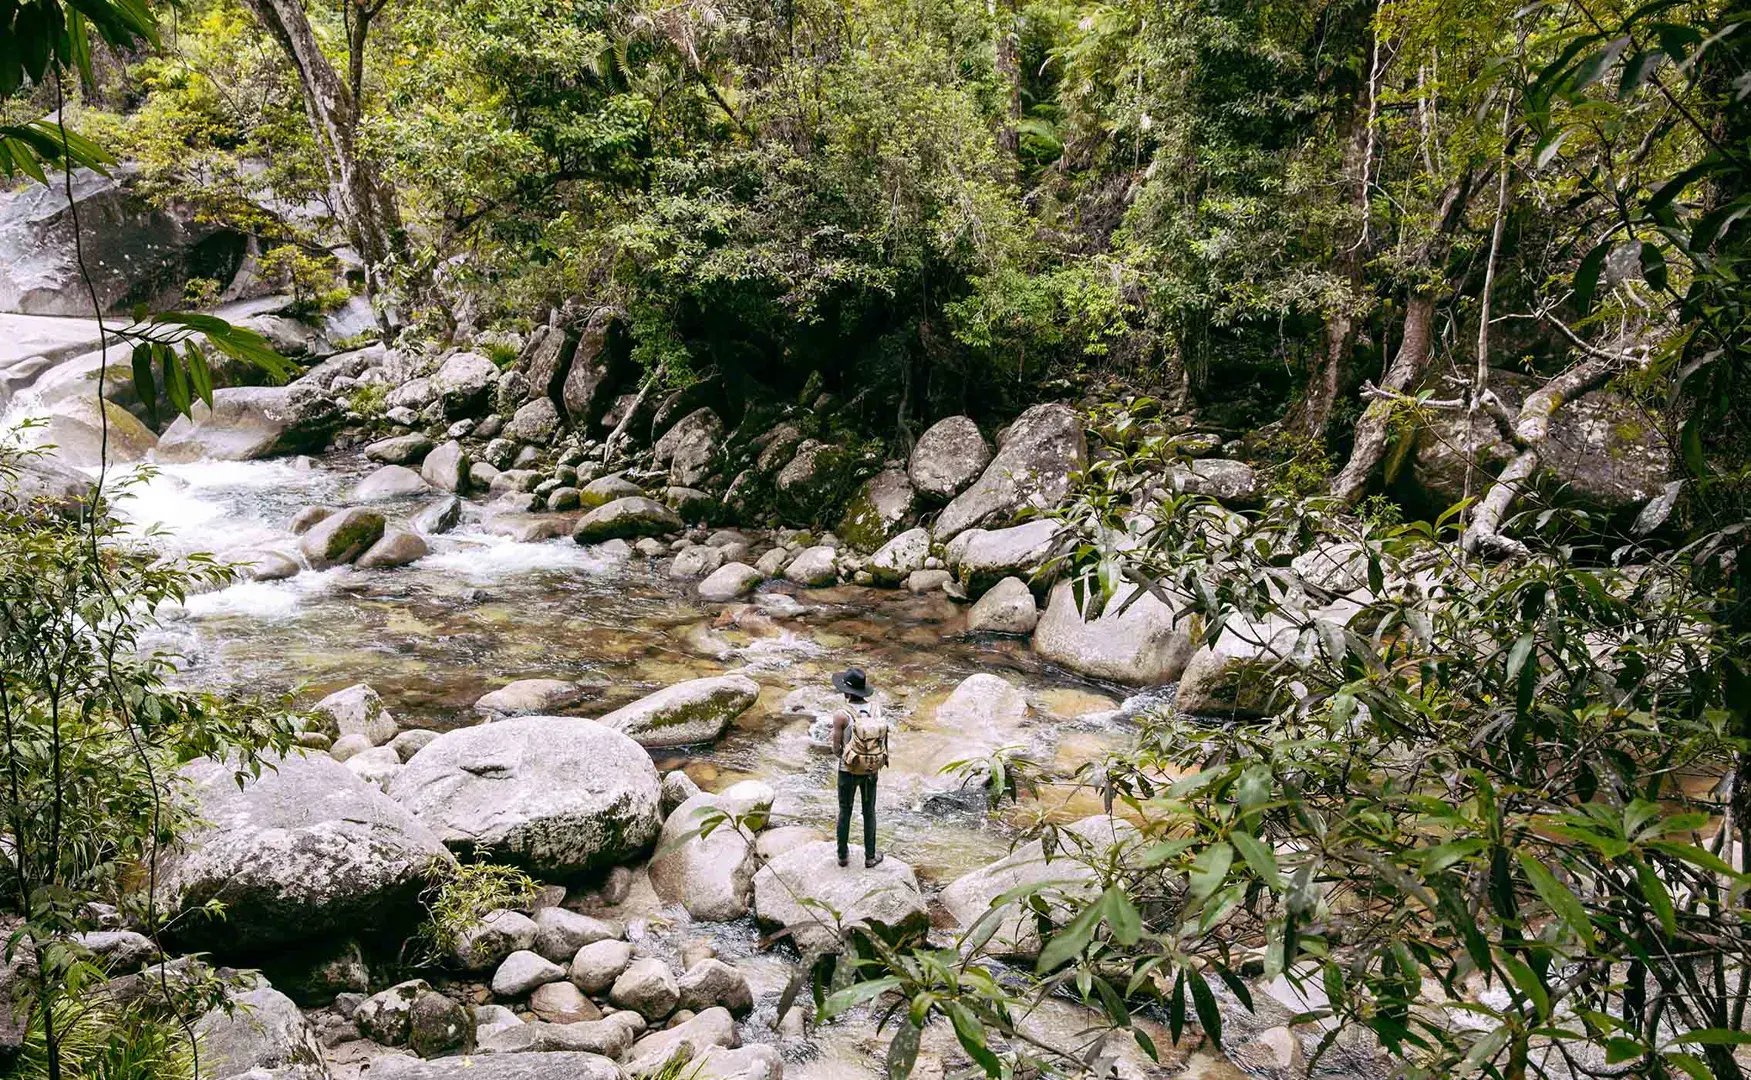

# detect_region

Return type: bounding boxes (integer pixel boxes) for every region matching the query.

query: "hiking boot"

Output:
[837,855,848,868]
[865,852,885,868]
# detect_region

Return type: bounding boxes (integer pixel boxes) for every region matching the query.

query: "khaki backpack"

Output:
[840,700,889,774]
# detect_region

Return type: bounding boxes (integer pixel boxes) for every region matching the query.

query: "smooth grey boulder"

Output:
[867,527,930,585]
[698,562,762,601]
[966,576,1039,635]
[671,544,727,579]
[389,729,439,762]
[940,815,1140,960]
[369,1053,622,1080]
[309,683,398,745]
[385,377,437,412]
[19,396,157,468]
[569,939,633,995]
[598,675,760,749]
[290,505,335,534]
[420,439,470,493]
[837,468,917,551]
[579,473,641,509]
[944,520,1061,593]
[691,1044,784,1080]
[354,464,432,501]
[622,1006,736,1078]
[530,907,619,963]
[935,403,1085,539]
[1,456,94,517]
[357,529,429,569]
[648,782,775,921]
[752,841,928,954]
[1170,458,1260,507]
[452,908,538,971]
[477,1019,632,1058]
[193,983,330,1080]
[491,949,566,997]
[432,351,498,417]
[156,753,453,954]
[572,497,681,544]
[297,507,385,569]
[473,679,589,718]
[529,980,599,1023]
[155,385,340,462]
[231,547,301,582]
[388,716,662,876]
[677,959,754,1017]
[365,433,435,465]
[783,545,838,586]
[505,397,562,443]
[1173,615,1311,719]
[1031,581,1192,687]
[657,407,723,488]
[908,415,991,501]
[609,956,679,1020]
[343,745,403,791]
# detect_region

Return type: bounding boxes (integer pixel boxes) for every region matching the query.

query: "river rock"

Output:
[692,1044,784,1080]
[2,456,95,516]
[937,673,1028,731]
[1032,581,1192,686]
[403,497,457,536]
[1173,616,1303,719]
[906,568,952,593]
[755,825,822,861]
[672,544,727,578]
[355,979,469,1057]
[298,507,385,568]
[940,815,1141,960]
[699,562,763,601]
[944,520,1061,592]
[232,547,301,582]
[661,769,704,813]
[1170,458,1260,507]
[752,841,928,953]
[658,408,723,487]
[518,324,574,403]
[909,416,991,501]
[357,528,429,569]
[580,473,642,509]
[22,396,157,468]
[838,468,918,550]
[76,930,159,974]
[531,907,619,962]
[156,752,453,954]
[528,980,601,1023]
[775,439,834,497]
[677,959,754,1016]
[1291,541,1370,596]
[867,527,930,585]
[344,745,402,791]
[432,351,498,417]
[935,403,1085,539]
[966,576,1038,634]
[492,949,566,997]
[573,497,681,543]
[506,397,562,443]
[388,716,662,876]
[561,313,620,426]
[328,733,373,762]
[783,545,838,586]
[610,956,679,1020]
[193,983,330,1080]
[478,1018,632,1058]
[155,385,340,462]
[474,679,590,717]
[365,433,434,465]
[386,377,437,412]
[309,683,398,745]
[353,464,430,501]
[569,939,634,994]
[420,439,470,493]
[370,1052,622,1080]
[290,505,334,534]
[390,729,439,762]
[648,783,774,921]
[598,675,760,748]
[622,1006,734,1076]
[453,909,538,971]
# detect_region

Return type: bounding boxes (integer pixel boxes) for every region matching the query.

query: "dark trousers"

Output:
[836,769,877,862]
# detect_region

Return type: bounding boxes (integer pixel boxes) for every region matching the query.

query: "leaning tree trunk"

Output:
[242,0,408,333]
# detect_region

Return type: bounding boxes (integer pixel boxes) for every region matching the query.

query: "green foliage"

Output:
[256,245,349,316]
[410,860,542,966]
[19,996,196,1080]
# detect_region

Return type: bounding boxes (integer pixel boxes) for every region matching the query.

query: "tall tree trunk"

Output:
[243,0,408,333]
[993,0,1021,158]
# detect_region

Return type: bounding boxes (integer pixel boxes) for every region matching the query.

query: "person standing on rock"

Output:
[831,667,889,868]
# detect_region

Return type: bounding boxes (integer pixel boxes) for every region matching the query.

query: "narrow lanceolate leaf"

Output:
[1573,239,1611,311]
[1103,884,1142,945]
[131,343,157,427]
[885,1018,921,1080]
[947,1002,1002,1076]
[1036,891,1104,973]
[1186,968,1223,1048]
[185,341,214,409]
[1230,830,1282,889]
[1516,852,1593,947]
[1188,842,1234,902]
[821,977,902,1021]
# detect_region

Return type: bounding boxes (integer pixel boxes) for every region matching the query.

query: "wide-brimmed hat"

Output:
[831,667,872,699]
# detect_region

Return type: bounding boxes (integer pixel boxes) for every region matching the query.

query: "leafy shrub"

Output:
[410,860,542,966]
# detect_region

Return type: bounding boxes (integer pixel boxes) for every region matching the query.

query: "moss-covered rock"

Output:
[597,675,760,748]
[298,506,386,568]
[837,467,918,551]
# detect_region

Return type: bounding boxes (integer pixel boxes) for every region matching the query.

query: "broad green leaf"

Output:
[1188,843,1234,902]
[1230,831,1282,889]
[1516,851,1593,947]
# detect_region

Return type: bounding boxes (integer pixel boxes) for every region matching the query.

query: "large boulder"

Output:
[156,753,454,954]
[505,397,562,444]
[453,908,538,971]
[579,473,642,509]
[1032,581,1192,686]
[597,675,760,748]
[935,404,1085,539]
[517,324,576,404]
[944,520,1061,593]
[366,433,435,465]
[1412,371,1671,515]
[357,528,429,569]
[308,683,399,745]
[431,351,499,417]
[783,545,838,587]
[369,1055,622,1080]
[774,439,829,494]
[656,408,723,488]
[837,468,918,551]
[572,497,681,544]
[560,313,621,427]
[867,527,930,585]
[698,562,763,601]
[622,1006,735,1077]
[0,168,248,317]
[967,576,1039,635]
[1,456,94,516]
[193,983,330,1080]
[155,385,341,462]
[297,507,385,568]
[1174,616,1305,719]
[752,841,928,954]
[477,1018,632,1057]
[908,416,991,501]
[20,396,157,467]
[388,716,662,876]
[940,815,1141,960]
[354,979,470,1058]
[530,907,618,963]
[610,957,680,1021]
[353,464,431,501]
[1170,458,1260,508]
[420,439,470,494]
[648,782,775,921]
